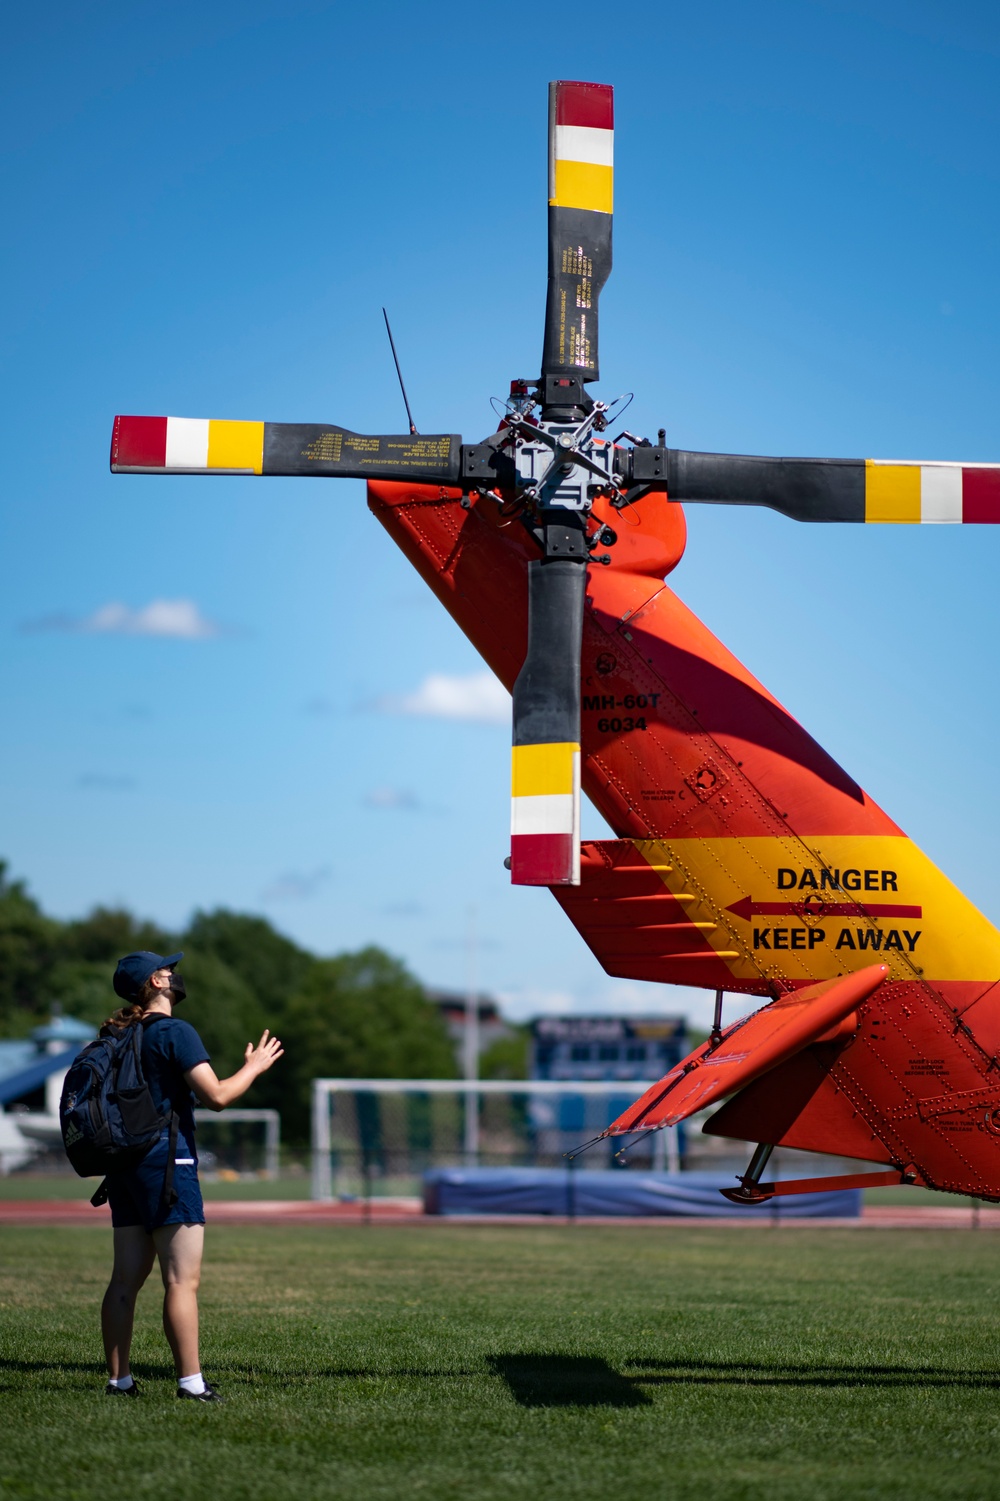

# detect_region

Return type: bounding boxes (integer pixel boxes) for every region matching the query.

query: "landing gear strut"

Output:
[720,1142,776,1205]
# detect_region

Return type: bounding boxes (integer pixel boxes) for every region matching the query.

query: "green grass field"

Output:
[2,1224,1000,1500]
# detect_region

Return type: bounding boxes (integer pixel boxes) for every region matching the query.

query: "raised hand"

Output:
[244,1029,284,1075]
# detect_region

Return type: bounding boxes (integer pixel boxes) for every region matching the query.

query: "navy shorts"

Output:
[107,1134,205,1233]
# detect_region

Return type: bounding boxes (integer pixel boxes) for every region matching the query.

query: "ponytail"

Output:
[100,978,161,1037]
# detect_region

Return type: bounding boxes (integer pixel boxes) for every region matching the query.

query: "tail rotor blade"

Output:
[541,80,613,403]
[111,416,462,484]
[653,450,1000,524]
[510,558,586,886]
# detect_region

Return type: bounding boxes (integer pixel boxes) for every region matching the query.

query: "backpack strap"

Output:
[130,1015,145,1069]
[137,1012,181,1208]
[91,1179,109,1207]
[160,1111,180,1209]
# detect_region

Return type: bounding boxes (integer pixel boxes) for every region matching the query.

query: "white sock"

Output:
[109,1374,134,1390]
[178,1372,206,1395]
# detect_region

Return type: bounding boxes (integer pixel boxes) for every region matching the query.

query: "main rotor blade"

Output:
[540,80,613,393]
[510,558,586,887]
[623,448,1000,523]
[111,416,462,484]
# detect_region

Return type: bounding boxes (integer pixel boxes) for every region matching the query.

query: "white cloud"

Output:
[379,670,509,725]
[85,599,221,638]
[493,987,579,1023]
[364,787,420,810]
[23,598,223,639]
[260,866,332,902]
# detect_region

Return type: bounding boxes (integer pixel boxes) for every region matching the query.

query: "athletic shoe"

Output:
[105,1381,141,1397]
[176,1383,225,1403]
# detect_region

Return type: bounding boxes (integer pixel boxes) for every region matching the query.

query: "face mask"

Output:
[169,974,187,1004]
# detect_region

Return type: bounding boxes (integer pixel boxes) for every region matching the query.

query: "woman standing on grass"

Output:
[100,949,283,1403]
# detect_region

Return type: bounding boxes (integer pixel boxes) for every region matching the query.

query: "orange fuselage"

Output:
[368,479,1000,1199]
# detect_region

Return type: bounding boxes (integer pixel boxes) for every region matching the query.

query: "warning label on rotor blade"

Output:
[263,425,461,482]
[542,206,612,380]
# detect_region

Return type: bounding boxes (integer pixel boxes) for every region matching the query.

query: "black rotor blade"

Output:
[510,554,586,887]
[263,424,461,482]
[646,449,1000,524]
[664,450,865,522]
[111,416,462,485]
[540,80,613,404]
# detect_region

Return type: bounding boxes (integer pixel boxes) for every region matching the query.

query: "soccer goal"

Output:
[194,1107,281,1180]
[310,1079,679,1202]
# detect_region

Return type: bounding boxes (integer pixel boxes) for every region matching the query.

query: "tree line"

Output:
[0,861,466,1142]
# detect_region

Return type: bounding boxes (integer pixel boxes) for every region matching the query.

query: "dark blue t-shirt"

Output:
[139,1015,210,1156]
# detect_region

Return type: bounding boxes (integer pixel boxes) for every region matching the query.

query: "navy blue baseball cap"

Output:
[113,950,184,1001]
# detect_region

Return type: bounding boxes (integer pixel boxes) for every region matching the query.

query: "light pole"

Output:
[464,906,480,1164]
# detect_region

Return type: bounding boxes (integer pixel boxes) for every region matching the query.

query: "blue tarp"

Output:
[0,1046,79,1106]
[423,1167,862,1218]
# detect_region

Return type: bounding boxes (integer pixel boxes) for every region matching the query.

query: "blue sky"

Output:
[3,0,1000,1029]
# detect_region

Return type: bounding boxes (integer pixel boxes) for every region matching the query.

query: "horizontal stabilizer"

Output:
[111,417,462,484]
[604,963,889,1135]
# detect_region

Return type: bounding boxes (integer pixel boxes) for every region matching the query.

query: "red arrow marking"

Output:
[726,896,922,922]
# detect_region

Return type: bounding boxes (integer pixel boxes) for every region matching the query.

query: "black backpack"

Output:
[59,1016,178,1207]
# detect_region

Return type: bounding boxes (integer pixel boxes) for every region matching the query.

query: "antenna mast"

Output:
[381,308,418,435]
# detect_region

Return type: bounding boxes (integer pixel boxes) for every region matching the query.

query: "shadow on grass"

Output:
[7,1355,996,1398]
[0,1358,479,1389]
[622,1359,1000,1390]
[238,1367,478,1382]
[487,1355,652,1408]
[0,1359,175,1382]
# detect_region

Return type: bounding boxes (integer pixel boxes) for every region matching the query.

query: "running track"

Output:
[0,1200,996,1229]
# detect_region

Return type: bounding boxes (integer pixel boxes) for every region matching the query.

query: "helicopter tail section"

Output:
[368,476,1000,1198]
